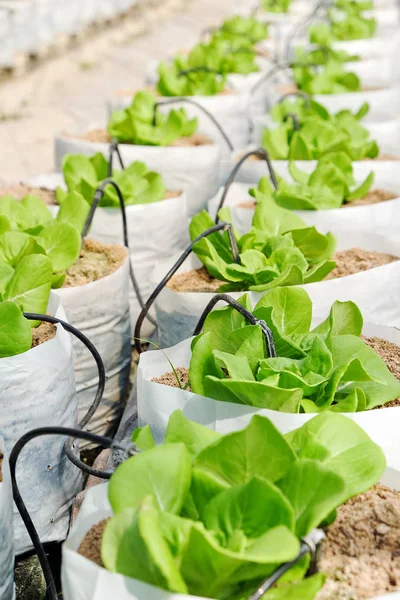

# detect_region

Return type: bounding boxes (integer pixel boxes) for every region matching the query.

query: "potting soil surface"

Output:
[31,322,57,347]
[73,129,213,146]
[78,518,109,567]
[152,367,191,389]
[0,183,56,205]
[326,248,397,279]
[63,238,127,287]
[317,483,400,600]
[364,336,400,408]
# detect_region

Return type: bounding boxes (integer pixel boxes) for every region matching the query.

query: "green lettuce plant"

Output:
[262,0,292,13]
[264,100,378,160]
[212,16,269,48]
[190,197,336,292]
[0,192,89,289]
[292,60,361,94]
[108,90,198,145]
[57,153,166,207]
[157,59,226,97]
[99,409,385,599]
[251,151,374,210]
[309,14,376,44]
[294,45,359,66]
[186,288,400,413]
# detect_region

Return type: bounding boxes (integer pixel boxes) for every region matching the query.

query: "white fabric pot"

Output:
[0,439,15,600]
[137,320,400,471]
[0,293,80,554]
[27,172,190,337]
[207,176,400,237]
[61,462,400,600]
[55,248,131,439]
[151,231,400,348]
[54,134,221,217]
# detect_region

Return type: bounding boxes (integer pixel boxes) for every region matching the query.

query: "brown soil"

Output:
[72,129,213,146]
[0,453,3,483]
[363,336,400,409]
[326,247,398,280]
[237,200,257,209]
[114,87,232,97]
[317,483,400,600]
[167,266,223,293]
[31,322,57,348]
[344,188,397,208]
[164,189,182,199]
[63,238,127,287]
[78,518,109,567]
[365,154,400,161]
[0,183,56,205]
[152,367,191,390]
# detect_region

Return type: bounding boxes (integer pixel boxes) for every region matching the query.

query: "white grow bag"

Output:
[27,172,190,337]
[0,439,14,600]
[138,319,400,471]
[54,134,221,217]
[55,246,131,439]
[151,231,400,348]
[207,175,400,237]
[61,464,400,599]
[0,292,80,554]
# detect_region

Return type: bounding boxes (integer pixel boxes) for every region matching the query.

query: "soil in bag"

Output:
[166,249,398,292]
[78,518,109,567]
[69,130,214,147]
[62,239,127,287]
[317,484,400,600]
[31,322,57,348]
[0,453,3,483]
[0,183,56,205]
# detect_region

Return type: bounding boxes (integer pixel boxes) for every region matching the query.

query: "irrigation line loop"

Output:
[278,89,311,107]
[9,427,138,600]
[82,178,157,328]
[23,312,110,479]
[152,97,234,151]
[134,222,241,354]
[283,112,300,130]
[215,148,278,221]
[193,293,277,358]
[108,138,125,176]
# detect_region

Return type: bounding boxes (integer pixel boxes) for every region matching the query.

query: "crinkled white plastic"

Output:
[207,175,400,237]
[61,465,400,600]
[151,233,400,348]
[137,318,400,470]
[0,439,15,600]
[27,172,189,337]
[0,293,80,554]
[54,134,221,216]
[55,249,131,439]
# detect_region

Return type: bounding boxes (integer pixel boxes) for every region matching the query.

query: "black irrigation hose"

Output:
[193,293,277,358]
[284,0,331,64]
[107,138,125,176]
[247,529,325,600]
[214,148,278,220]
[278,90,311,107]
[23,313,110,479]
[283,112,300,130]
[250,62,289,96]
[152,97,234,151]
[134,222,241,354]
[9,427,137,600]
[82,178,157,329]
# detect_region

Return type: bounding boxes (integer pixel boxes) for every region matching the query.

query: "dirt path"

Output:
[0,0,235,182]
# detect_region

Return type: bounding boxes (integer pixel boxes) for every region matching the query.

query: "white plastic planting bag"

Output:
[55,248,131,439]
[62,466,400,600]
[0,439,15,600]
[54,134,221,216]
[0,293,80,554]
[151,232,400,348]
[27,172,190,337]
[207,175,400,237]
[137,319,400,470]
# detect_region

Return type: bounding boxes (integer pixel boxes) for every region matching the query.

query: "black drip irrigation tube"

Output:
[152,96,234,152]
[283,0,332,64]
[9,426,139,600]
[9,424,324,600]
[23,313,111,479]
[278,89,311,107]
[214,148,278,220]
[82,177,157,329]
[134,221,241,354]
[193,293,277,358]
[107,138,125,176]
[283,112,300,130]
